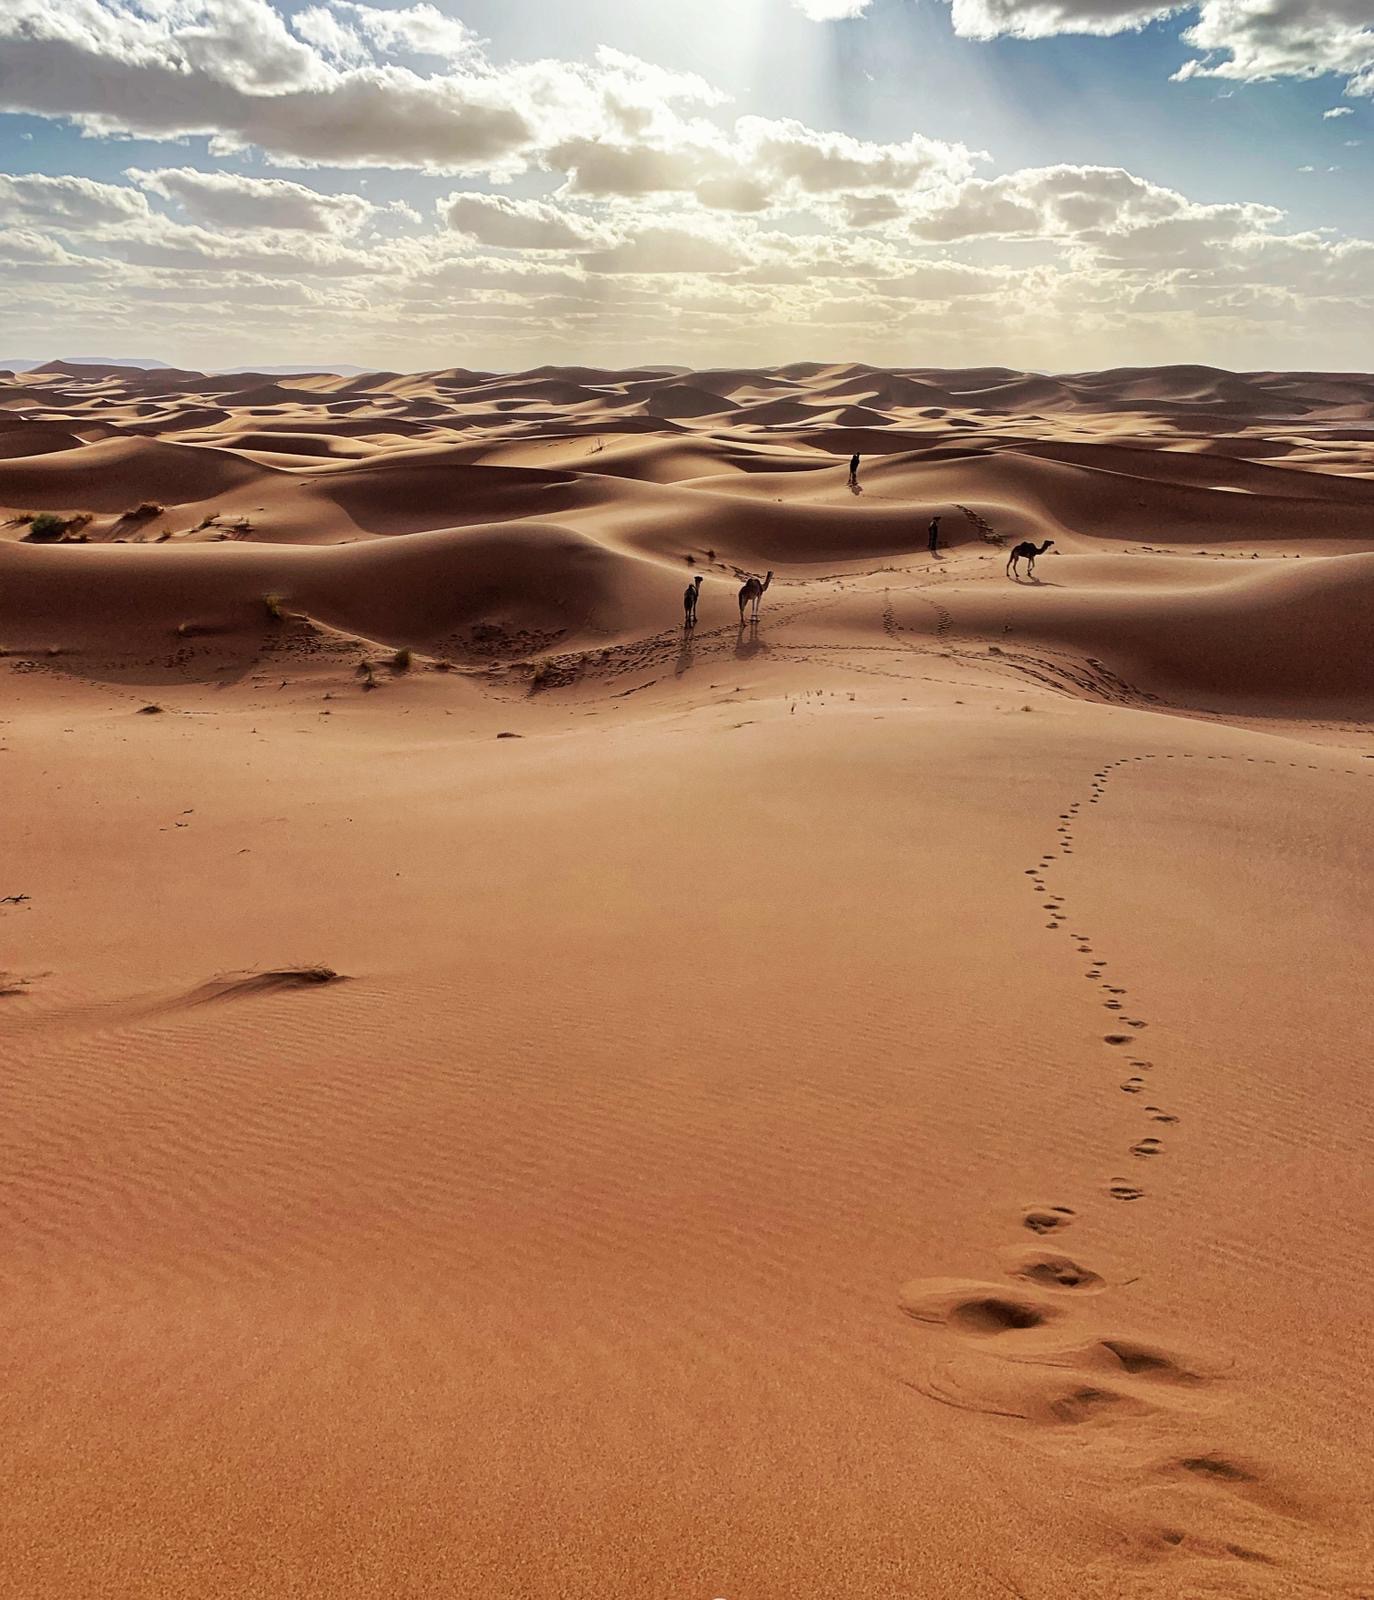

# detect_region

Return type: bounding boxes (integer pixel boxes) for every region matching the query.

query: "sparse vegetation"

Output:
[22,511,93,543]
[125,501,164,519]
[137,703,164,715]
[263,593,287,622]
[389,648,412,672]
[25,513,67,542]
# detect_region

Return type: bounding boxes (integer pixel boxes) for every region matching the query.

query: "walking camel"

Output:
[683,573,703,628]
[1007,539,1054,580]
[738,570,773,621]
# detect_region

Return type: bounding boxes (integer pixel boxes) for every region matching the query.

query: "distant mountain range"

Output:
[0,356,378,376]
[1,356,176,372]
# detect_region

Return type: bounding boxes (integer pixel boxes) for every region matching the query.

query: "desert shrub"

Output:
[25,513,66,542]
[263,593,286,621]
[126,501,164,519]
[390,648,412,672]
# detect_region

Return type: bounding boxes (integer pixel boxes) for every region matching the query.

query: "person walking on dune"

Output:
[683,573,704,629]
[848,451,861,487]
[928,514,941,554]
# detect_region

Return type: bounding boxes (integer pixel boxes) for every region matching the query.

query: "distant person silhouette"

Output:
[928,515,941,554]
[683,573,703,628]
[848,452,860,487]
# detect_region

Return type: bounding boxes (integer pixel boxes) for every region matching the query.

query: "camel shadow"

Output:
[734,619,768,660]
[676,630,696,675]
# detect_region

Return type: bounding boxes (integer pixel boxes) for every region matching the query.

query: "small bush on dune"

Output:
[263,593,287,622]
[390,648,412,672]
[126,501,164,519]
[25,512,67,542]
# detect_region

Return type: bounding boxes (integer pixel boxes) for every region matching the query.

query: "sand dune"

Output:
[2,359,1372,1600]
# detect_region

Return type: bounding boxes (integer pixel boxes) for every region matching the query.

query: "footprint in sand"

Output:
[900,1279,1059,1335]
[1122,1077,1146,1093]
[1110,1178,1145,1201]
[1023,1206,1075,1235]
[1131,1137,1164,1158]
[1008,1252,1104,1292]
[1145,1106,1179,1124]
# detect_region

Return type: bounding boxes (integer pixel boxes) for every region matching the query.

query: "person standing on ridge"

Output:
[928,514,942,554]
[848,451,861,487]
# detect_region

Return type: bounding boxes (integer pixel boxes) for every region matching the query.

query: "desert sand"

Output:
[2,358,1372,1599]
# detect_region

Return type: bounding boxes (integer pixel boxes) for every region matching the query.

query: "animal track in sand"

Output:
[1110,1178,1145,1201]
[1010,1253,1104,1292]
[899,1279,1059,1335]
[1023,1206,1075,1235]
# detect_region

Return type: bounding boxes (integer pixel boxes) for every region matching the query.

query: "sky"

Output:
[1,0,1372,373]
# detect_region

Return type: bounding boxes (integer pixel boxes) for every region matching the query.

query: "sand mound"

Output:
[0,432,272,513]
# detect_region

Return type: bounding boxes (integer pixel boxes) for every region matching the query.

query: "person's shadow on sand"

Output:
[735,618,768,660]
[849,481,863,496]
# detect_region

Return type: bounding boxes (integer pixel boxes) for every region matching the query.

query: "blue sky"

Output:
[1,0,1372,371]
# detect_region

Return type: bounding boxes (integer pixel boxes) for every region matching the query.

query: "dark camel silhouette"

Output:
[738,570,773,621]
[1007,539,1054,580]
[683,573,703,627]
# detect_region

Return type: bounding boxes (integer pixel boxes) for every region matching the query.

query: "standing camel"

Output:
[683,573,703,628]
[1007,540,1054,580]
[738,570,773,621]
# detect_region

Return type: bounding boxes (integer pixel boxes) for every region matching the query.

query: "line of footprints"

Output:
[1030,754,1174,1202]
[1028,746,1374,1202]
[898,746,1373,1580]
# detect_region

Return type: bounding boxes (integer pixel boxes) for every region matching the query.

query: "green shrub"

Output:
[26,512,66,542]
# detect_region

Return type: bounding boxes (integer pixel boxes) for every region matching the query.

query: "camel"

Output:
[1007,539,1054,580]
[738,570,773,621]
[683,573,703,627]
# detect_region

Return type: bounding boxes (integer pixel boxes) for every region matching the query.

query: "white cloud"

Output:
[792,0,873,17]
[0,4,717,176]
[1176,3,1374,94]
[943,2,1374,97]
[946,2,1180,41]
[1324,106,1354,117]
[127,168,383,234]
[441,192,605,250]
[0,171,150,228]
